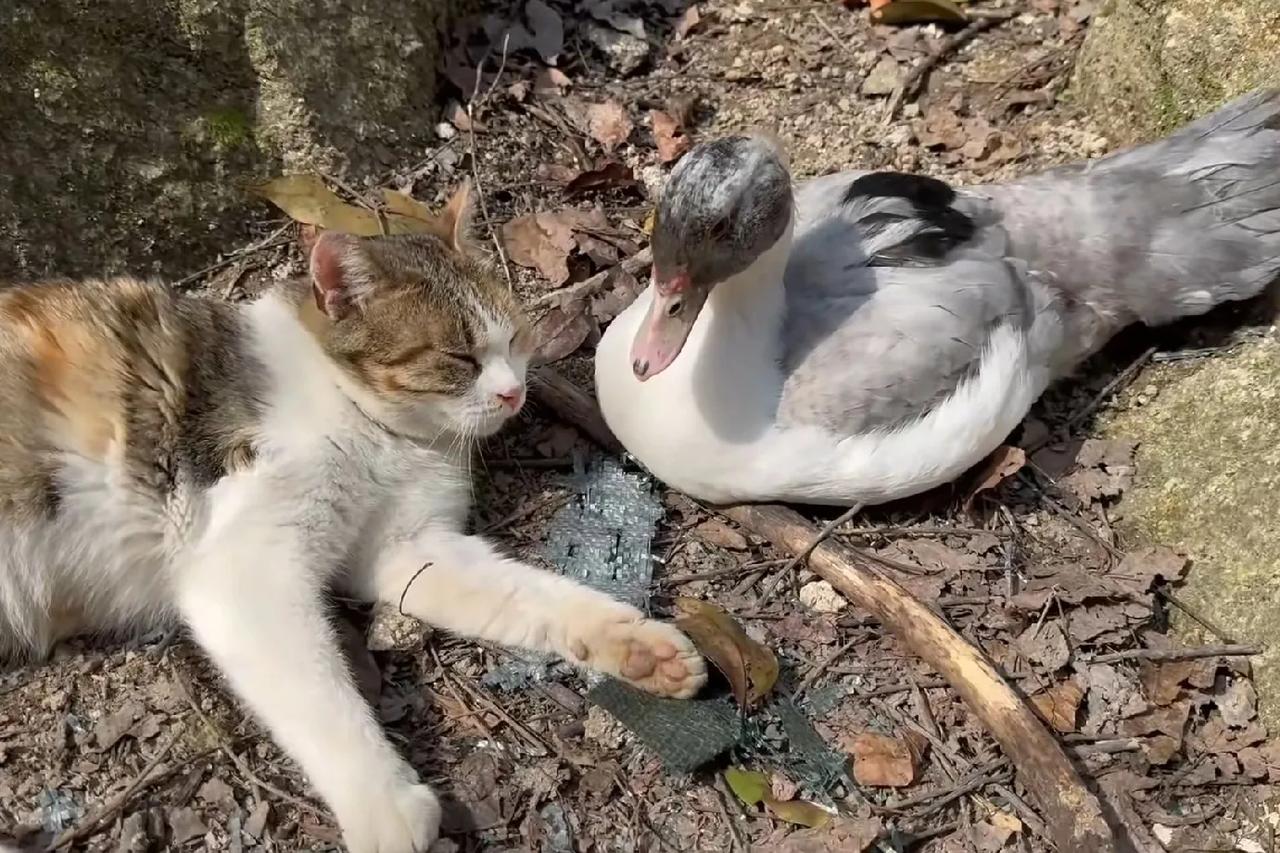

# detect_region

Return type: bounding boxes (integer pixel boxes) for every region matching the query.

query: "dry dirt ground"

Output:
[3,1,1280,851]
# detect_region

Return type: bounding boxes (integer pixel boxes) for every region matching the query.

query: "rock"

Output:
[1104,336,1280,728]
[584,22,650,75]
[366,604,430,653]
[799,580,847,614]
[0,0,467,281]
[861,56,901,97]
[1072,0,1280,144]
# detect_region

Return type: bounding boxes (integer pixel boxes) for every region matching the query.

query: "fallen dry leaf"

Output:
[1015,620,1071,670]
[446,101,485,133]
[1029,680,1084,733]
[844,731,919,787]
[651,109,691,163]
[586,100,634,153]
[250,174,383,236]
[675,597,779,707]
[564,161,640,197]
[501,209,606,285]
[724,769,831,828]
[93,699,145,752]
[872,0,967,25]
[1217,678,1259,728]
[532,300,594,363]
[695,519,749,550]
[1110,546,1188,598]
[674,5,701,38]
[534,66,572,95]
[962,445,1026,509]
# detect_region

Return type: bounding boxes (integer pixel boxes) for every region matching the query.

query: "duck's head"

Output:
[631,134,793,381]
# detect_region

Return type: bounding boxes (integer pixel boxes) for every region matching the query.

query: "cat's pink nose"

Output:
[496,386,524,411]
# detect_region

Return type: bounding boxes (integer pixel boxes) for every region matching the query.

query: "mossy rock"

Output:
[0,0,467,281]
[1073,0,1280,144]
[1104,337,1280,726]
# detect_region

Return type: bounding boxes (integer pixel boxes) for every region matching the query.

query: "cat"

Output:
[0,182,707,853]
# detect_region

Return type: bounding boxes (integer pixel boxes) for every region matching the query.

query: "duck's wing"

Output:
[777,171,1055,436]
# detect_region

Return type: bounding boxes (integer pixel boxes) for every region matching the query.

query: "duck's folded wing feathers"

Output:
[778,172,1049,437]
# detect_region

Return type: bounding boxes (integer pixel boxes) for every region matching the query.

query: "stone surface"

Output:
[0,0,464,281]
[1073,0,1280,144]
[1104,334,1280,727]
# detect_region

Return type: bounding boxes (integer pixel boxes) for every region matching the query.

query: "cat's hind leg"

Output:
[355,530,706,698]
[179,496,439,853]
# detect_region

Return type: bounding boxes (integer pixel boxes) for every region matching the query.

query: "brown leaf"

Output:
[1029,680,1084,733]
[534,66,572,96]
[1121,700,1192,740]
[586,100,634,153]
[675,597,779,707]
[651,109,691,163]
[533,301,594,363]
[1110,545,1188,597]
[167,808,209,845]
[1015,620,1071,670]
[1140,660,1198,706]
[962,445,1026,509]
[694,519,749,551]
[446,101,486,133]
[872,0,967,25]
[250,174,384,236]
[844,732,919,787]
[589,267,643,323]
[93,699,145,752]
[564,161,640,197]
[1142,734,1181,765]
[674,5,701,38]
[501,211,584,285]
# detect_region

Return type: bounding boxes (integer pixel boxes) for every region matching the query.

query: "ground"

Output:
[2,1,1279,851]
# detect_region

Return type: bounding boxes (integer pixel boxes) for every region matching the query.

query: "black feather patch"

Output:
[842,171,975,266]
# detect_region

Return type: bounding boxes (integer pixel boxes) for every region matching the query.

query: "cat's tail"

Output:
[992,87,1280,332]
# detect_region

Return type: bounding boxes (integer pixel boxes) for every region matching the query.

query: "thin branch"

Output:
[1089,644,1261,664]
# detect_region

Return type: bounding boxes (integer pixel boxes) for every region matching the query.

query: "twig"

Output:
[47,734,179,850]
[659,559,788,587]
[466,39,515,291]
[1064,346,1158,431]
[174,224,291,288]
[1157,588,1238,644]
[528,247,653,311]
[759,503,865,604]
[882,759,1010,812]
[1089,644,1261,664]
[884,16,1010,122]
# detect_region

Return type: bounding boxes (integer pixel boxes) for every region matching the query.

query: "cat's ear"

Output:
[439,179,478,256]
[309,231,372,319]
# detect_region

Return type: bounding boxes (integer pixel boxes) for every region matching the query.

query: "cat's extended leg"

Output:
[179,518,438,853]
[354,530,706,698]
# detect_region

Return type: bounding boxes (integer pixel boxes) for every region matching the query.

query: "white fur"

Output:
[0,290,704,853]
[596,234,1048,507]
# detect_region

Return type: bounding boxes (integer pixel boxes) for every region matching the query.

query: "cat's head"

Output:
[302,182,533,442]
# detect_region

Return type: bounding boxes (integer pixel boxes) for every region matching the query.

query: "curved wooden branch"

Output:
[528,369,1119,852]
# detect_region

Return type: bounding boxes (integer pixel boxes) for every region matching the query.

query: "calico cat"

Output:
[0,184,706,853]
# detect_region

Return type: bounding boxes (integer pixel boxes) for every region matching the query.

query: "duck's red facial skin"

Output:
[629,270,707,381]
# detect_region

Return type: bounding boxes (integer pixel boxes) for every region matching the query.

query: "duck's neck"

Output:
[700,220,793,344]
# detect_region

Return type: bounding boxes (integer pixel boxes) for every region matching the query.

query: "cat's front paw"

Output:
[338,780,440,853]
[569,611,707,699]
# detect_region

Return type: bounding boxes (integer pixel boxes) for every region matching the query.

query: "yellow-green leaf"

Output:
[768,798,832,829]
[249,174,383,236]
[871,0,967,25]
[724,768,768,806]
[675,597,779,707]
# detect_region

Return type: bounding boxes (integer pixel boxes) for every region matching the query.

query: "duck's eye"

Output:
[666,298,683,318]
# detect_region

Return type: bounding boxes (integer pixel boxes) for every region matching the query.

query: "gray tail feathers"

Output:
[994,87,1280,328]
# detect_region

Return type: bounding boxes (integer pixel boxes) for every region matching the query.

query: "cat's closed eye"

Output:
[444,352,479,369]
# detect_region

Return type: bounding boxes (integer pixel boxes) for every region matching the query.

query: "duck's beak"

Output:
[630,271,706,381]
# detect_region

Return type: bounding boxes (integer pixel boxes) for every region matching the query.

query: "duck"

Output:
[594,88,1280,506]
